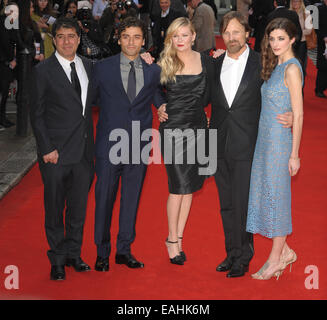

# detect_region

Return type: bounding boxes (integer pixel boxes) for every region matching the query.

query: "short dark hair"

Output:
[52,17,81,38]
[118,17,146,40]
[219,11,252,35]
[275,0,287,6]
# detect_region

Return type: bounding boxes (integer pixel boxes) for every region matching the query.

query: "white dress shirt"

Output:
[161,8,170,17]
[55,51,89,116]
[220,44,250,108]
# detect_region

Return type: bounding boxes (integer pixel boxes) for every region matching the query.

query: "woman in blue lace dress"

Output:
[246,18,304,280]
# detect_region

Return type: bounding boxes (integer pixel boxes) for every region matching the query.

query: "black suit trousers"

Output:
[39,153,94,266]
[214,156,254,266]
[94,158,148,258]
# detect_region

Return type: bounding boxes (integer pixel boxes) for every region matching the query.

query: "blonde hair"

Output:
[158,17,195,84]
[290,0,306,13]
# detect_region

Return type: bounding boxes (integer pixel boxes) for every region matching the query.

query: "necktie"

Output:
[127,61,136,102]
[70,62,82,101]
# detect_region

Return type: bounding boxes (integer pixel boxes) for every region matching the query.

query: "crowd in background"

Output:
[0,0,326,134]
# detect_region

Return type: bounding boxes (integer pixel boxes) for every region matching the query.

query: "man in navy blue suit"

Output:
[92,17,165,271]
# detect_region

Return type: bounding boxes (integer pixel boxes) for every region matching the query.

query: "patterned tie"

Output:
[127,61,136,102]
[70,62,82,101]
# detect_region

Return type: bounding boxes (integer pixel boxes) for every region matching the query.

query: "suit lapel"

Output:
[80,56,92,112]
[133,58,149,103]
[111,54,132,104]
[50,54,83,107]
[230,49,256,109]
[216,54,230,110]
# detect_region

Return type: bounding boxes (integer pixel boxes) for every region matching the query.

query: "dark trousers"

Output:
[16,53,33,136]
[0,64,14,123]
[214,157,254,266]
[297,41,307,79]
[315,68,327,93]
[39,154,94,266]
[94,158,148,258]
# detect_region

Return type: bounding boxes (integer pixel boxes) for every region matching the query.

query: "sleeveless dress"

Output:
[159,55,207,194]
[246,58,303,238]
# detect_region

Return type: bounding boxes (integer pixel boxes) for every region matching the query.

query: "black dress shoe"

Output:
[216,258,233,272]
[115,253,144,268]
[50,265,66,281]
[66,257,91,272]
[226,264,249,278]
[95,256,109,272]
[315,91,327,98]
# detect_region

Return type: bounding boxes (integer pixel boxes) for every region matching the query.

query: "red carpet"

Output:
[0,39,326,300]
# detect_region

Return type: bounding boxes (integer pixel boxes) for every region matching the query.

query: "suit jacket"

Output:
[266,7,303,43]
[149,0,187,20]
[192,2,216,53]
[30,54,95,165]
[92,53,165,159]
[210,49,263,160]
[152,8,187,56]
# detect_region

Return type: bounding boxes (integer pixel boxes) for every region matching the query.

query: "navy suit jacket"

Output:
[92,53,165,159]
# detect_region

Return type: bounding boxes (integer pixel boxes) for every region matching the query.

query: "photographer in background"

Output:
[99,0,139,55]
[77,6,106,61]
[63,0,78,18]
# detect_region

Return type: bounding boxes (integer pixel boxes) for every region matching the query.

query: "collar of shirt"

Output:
[161,8,170,17]
[55,51,88,114]
[120,52,143,68]
[276,6,285,9]
[224,44,249,65]
[55,51,81,70]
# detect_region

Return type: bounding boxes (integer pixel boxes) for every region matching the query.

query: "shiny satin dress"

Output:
[159,57,207,195]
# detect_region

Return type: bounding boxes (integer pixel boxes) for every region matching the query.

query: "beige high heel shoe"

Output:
[251,260,286,280]
[281,249,297,272]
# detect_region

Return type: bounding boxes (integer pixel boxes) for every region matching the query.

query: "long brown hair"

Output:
[261,18,298,81]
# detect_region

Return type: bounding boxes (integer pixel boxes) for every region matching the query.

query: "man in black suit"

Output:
[266,0,303,55]
[149,0,187,18]
[210,11,293,278]
[151,0,187,58]
[248,0,275,52]
[30,17,95,281]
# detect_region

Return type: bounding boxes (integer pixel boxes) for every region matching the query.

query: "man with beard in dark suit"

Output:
[210,11,293,278]
[30,17,95,281]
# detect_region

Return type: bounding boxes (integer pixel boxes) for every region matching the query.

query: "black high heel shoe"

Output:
[165,239,184,265]
[178,236,187,262]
